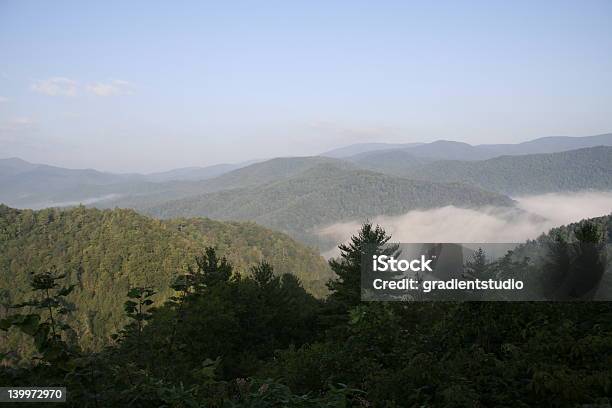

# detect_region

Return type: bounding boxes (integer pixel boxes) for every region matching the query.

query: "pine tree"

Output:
[251,261,277,288]
[542,221,607,300]
[572,221,607,299]
[464,247,488,279]
[194,247,233,289]
[327,222,399,311]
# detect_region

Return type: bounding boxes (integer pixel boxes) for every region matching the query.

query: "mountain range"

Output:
[1,132,611,249]
[321,142,424,158]
[143,163,513,248]
[333,132,612,161]
[353,146,612,195]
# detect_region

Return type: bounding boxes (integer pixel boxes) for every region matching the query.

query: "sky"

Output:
[1,0,611,173]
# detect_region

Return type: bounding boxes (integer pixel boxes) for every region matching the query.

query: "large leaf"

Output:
[16,314,41,336]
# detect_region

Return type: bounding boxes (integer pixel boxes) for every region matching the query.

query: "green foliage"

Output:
[537,221,608,300]
[117,286,157,366]
[327,222,398,311]
[1,216,611,407]
[359,146,612,195]
[124,287,156,323]
[0,205,331,358]
[227,378,363,408]
[464,247,488,279]
[266,220,612,406]
[0,271,78,370]
[194,246,234,288]
[251,261,275,288]
[144,163,513,249]
[128,254,322,383]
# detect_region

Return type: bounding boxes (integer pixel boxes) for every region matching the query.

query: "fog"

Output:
[29,194,121,210]
[318,191,612,257]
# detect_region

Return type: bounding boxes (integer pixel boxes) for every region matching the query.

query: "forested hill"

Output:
[194,156,350,192]
[540,213,612,242]
[357,146,612,195]
[108,157,354,209]
[512,213,612,260]
[413,146,612,195]
[0,156,347,209]
[144,163,515,248]
[0,205,331,353]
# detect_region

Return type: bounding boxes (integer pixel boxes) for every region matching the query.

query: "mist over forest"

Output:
[3,1,612,404]
[3,133,612,406]
[318,191,612,257]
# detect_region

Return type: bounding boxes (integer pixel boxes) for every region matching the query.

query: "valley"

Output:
[3,4,612,404]
[2,133,611,253]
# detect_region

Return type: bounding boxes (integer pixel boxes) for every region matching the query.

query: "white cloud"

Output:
[0,96,8,103]
[31,77,78,96]
[318,191,612,258]
[86,79,134,96]
[29,78,134,98]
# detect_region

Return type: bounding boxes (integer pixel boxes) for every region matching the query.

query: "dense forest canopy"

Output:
[142,163,514,248]
[0,205,331,356]
[1,137,612,406]
[372,146,612,195]
[1,211,611,406]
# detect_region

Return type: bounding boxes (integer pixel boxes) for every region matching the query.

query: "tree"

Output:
[571,222,607,299]
[541,233,572,300]
[542,221,607,300]
[464,248,488,279]
[194,246,233,290]
[326,222,399,311]
[0,270,77,370]
[112,286,157,370]
[461,247,491,301]
[251,261,277,288]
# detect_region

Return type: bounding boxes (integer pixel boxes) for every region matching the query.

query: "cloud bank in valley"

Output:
[318,191,612,257]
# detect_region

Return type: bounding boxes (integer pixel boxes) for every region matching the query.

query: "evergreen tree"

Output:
[572,222,607,299]
[194,246,233,289]
[251,261,277,288]
[462,247,490,300]
[542,232,571,300]
[542,221,607,300]
[464,247,489,279]
[326,222,398,311]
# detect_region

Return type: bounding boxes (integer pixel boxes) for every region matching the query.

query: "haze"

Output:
[1,1,612,172]
[319,191,612,257]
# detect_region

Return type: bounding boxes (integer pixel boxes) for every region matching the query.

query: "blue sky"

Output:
[1,0,611,172]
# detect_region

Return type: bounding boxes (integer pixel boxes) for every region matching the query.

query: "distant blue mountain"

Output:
[320,142,423,158]
[336,132,612,161]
